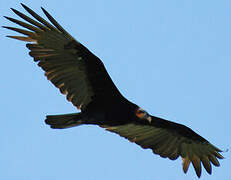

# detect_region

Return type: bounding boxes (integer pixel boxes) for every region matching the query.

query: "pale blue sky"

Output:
[1,0,230,179]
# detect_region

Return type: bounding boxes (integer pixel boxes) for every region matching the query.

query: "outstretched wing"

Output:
[4,4,122,110]
[102,116,223,178]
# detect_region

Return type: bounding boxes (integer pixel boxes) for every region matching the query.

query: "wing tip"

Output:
[20,3,28,10]
[41,6,46,12]
[182,157,191,174]
[5,35,36,42]
[10,8,16,12]
[3,16,10,20]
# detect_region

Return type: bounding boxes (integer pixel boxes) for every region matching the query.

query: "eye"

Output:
[137,109,145,114]
[135,107,152,123]
[135,107,146,118]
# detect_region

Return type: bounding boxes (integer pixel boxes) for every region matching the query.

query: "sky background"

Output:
[1,0,230,179]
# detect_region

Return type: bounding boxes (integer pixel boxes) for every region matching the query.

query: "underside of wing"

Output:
[4,4,122,110]
[101,121,223,178]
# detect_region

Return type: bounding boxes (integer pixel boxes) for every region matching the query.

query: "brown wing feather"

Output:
[4,4,122,110]
[102,120,223,178]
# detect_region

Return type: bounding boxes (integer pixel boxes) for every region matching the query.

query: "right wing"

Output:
[4,4,122,110]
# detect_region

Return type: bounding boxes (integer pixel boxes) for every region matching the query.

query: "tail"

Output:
[45,113,83,129]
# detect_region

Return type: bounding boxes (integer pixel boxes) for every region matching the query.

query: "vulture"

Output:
[4,4,223,178]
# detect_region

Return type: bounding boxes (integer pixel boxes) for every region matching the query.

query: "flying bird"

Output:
[4,4,223,178]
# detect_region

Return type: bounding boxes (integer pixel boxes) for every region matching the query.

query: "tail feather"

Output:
[45,113,83,129]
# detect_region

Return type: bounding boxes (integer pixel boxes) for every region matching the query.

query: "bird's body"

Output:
[4,4,223,178]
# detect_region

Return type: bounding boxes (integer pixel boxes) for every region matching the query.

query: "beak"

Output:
[146,115,152,123]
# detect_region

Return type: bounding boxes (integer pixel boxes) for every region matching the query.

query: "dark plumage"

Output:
[4,4,223,178]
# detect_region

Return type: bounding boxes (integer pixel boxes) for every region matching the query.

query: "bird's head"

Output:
[135,107,152,123]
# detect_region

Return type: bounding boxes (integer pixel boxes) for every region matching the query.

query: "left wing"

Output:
[102,116,223,178]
